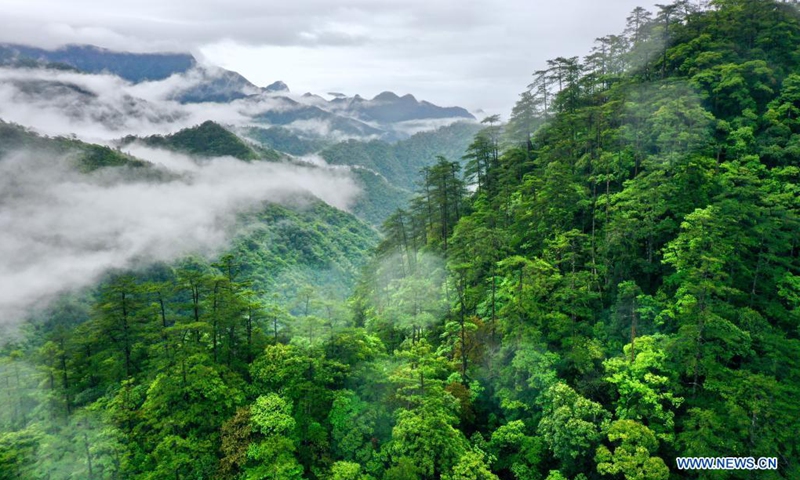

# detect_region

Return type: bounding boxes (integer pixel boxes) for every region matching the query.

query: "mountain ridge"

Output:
[0,43,196,82]
[0,42,477,138]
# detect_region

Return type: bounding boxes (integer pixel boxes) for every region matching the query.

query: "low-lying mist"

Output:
[0,145,360,326]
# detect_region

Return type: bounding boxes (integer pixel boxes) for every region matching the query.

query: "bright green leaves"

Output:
[241,394,304,480]
[595,420,669,480]
[538,383,611,468]
[385,338,476,477]
[141,355,242,435]
[328,390,380,470]
[495,341,559,414]
[442,449,500,480]
[250,393,296,437]
[390,338,451,405]
[648,83,715,159]
[329,461,373,480]
[386,396,469,478]
[487,420,545,479]
[691,61,777,119]
[603,335,682,442]
[145,435,215,480]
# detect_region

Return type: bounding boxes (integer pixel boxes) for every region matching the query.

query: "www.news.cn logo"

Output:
[676,457,778,470]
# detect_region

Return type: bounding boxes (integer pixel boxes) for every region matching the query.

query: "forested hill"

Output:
[359,0,800,478]
[120,121,282,162]
[2,1,800,480]
[0,120,154,173]
[321,121,481,190]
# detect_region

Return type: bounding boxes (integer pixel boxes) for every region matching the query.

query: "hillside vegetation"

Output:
[0,120,152,172]
[321,122,481,190]
[2,1,799,479]
[121,121,281,162]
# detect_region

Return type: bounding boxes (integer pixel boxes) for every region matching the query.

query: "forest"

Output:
[2,0,800,478]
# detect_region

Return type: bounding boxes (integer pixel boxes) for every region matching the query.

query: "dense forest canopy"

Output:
[2,1,800,479]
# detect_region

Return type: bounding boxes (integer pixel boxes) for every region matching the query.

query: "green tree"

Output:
[595,419,669,480]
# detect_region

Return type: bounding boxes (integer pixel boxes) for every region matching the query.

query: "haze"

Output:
[1,0,662,115]
[0,147,360,325]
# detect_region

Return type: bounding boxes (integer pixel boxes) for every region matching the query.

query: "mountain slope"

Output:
[251,98,385,138]
[0,119,153,172]
[348,168,412,227]
[241,126,329,156]
[0,43,195,82]
[321,121,481,189]
[172,67,261,103]
[121,120,281,161]
[355,1,800,478]
[5,2,800,480]
[347,91,474,123]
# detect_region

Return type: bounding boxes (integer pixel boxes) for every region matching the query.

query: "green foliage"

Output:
[442,449,499,480]
[348,168,413,226]
[219,394,306,479]
[603,335,683,442]
[386,397,469,477]
[123,120,280,161]
[328,390,380,469]
[244,126,329,156]
[538,383,611,467]
[5,1,800,479]
[595,420,669,480]
[321,122,480,190]
[0,120,152,173]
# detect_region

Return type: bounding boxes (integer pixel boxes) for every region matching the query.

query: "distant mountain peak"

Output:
[373,91,400,101]
[0,43,195,82]
[121,120,269,161]
[264,80,289,93]
[344,91,475,124]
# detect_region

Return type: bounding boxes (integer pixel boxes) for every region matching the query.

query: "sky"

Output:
[0,0,661,117]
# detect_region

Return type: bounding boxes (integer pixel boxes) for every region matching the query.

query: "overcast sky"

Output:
[1,0,661,115]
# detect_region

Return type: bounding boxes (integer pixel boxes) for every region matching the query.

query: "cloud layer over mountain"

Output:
[0,0,661,114]
[0,145,359,325]
[0,62,472,142]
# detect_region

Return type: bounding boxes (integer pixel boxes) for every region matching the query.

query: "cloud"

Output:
[390,118,477,137]
[0,67,189,140]
[2,0,662,114]
[0,66,291,141]
[0,66,391,142]
[0,145,360,326]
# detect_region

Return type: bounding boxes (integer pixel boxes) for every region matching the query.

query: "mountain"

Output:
[348,167,412,226]
[0,43,195,82]
[171,67,262,103]
[247,95,385,138]
[120,120,281,161]
[241,126,328,156]
[285,90,476,138]
[5,2,800,480]
[0,71,186,134]
[118,120,408,226]
[0,119,157,174]
[264,80,290,93]
[320,121,481,189]
[0,43,479,141]
[347,91,474,124]
[0,117,378,299]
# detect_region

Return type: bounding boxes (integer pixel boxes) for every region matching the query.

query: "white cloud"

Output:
[0,0,662,114]
[0,145,360,325]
